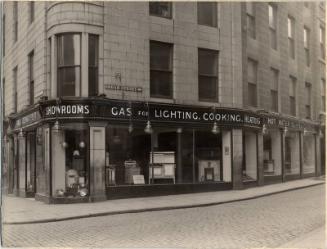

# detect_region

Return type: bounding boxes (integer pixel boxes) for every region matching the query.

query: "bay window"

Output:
[57,34,81,97]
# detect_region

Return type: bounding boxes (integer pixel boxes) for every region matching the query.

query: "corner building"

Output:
[2,1,325,203]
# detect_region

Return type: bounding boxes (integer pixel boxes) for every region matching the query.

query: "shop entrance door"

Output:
[26,133,36,194]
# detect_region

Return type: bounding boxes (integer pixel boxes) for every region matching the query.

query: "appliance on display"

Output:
[149,151,176,184]
[79,141,85,148]
[198,160,220,182]
[124,160,141,184]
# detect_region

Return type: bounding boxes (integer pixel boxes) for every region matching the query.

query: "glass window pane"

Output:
[271,68,278,90]
[270,90,278,112]
[247,59,257,83]
[150,42,172,70]
[198,2,217,27]
[290,96,296,116]
[247,15,256,39]
[88,68,98,96]
[248,83,257,107]
[58,34,81,66]
[89,35,98,67]
[199,49,218,76]
[268,4,276,29]
[149,2,172,18]
[270,28,277,49]
[199,76,217,101]
[150,71,172,98]
[58,67,80,96]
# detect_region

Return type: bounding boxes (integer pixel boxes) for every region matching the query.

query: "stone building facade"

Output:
[1,1,325,203]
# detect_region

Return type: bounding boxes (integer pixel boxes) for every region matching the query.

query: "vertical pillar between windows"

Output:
[89,122,106,201]
[176,131,182,183]
[232,129,243,189]
[257,132,264,186]
[81,33,89,97]
[51,130,65,196]
[50,36,57,98]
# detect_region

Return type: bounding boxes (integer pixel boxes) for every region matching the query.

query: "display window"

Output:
[263,130,282,176]
[284,132,300,175]
[243,131,258,181]
[26,132,36,193]
[105,125,151,186]
[303,134,315,174]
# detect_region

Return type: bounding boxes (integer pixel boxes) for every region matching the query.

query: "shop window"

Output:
[285,133,300,175]
[268,3,277,50]
[263,132,282,176]
[303,135,315,174]
[198,48,218,102]
[13,66,18,113]
[289,76,296,116]
[197,2,217,27]
[28,50,34,105]
[246,2,256,39]
[243,131,257,181]
[13,1,18,42]
[106,126,151,186]
[247,59,257,107]
[304,27,310,67]
[288,16,295,59]
[57,34,81,97]
[149,2,172,19]
[29,1,35,24]
[150,41,173,99]
[88,34,99,97]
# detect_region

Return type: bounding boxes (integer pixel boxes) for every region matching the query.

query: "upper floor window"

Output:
[304,2,309,8]
[305,82,311,119]
[319,26,325,59]
[149,2,172,19]
[29,1,35,24]
[13,67,18,113]
[57,34,81,97]
[88,34,99,97]
[197,2,217,27]
[246,2,256,39]
[150,41,173,99]
[288,16,295,59]
[198,48,218,102]
[247,58,258,107]
[321,78,326,112]
[2,15,5,57]
[289,76,296,116]
[304,27,310,66]
[13,2,18,42]
[270,68,279,112]
[268,3,277,50]
[28,51,34,105]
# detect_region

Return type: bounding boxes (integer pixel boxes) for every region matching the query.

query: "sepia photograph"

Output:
[0,1,326,248]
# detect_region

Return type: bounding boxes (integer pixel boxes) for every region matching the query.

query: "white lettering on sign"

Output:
[105,84,143,93]
[45,105,90,116]
[111,107,132,117]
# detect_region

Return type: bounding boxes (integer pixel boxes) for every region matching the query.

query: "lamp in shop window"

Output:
[79,141,85,149]
[144,102,153,134]
[303,128,309,136]
[128,123,133,133]
[62,141,68,149]
[262,124,268,135]
[18,128,24,138]
[52,120,61,133]
[283,126,288,135]
[211,122,220,135]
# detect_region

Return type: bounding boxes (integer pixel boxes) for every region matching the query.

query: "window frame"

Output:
[56,33,82,97]
[270,68,279,112]
[246,2,256,39]
[149,2,172,19]
[150,40,173,99]
[198,48,219,102]
[29,1,35,24]
[289,76,297,116]
[13,2,18,42]
[2,15,5,57]
[28,50,34,105]
[268,3,277,50]
[304,26,310,66]
[319,26,325,59]
[288,16,295,59]
[247,58,258,107]
[197,2,218,28]
[88,34,99,97]
[305,82,311,119]
[13,66,18,113]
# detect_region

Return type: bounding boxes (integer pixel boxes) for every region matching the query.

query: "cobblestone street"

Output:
[2,185,325,248]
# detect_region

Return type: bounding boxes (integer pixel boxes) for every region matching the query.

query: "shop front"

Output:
[5,98,321,203]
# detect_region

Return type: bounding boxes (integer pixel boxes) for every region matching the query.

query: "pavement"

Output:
[1,177,325,225]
